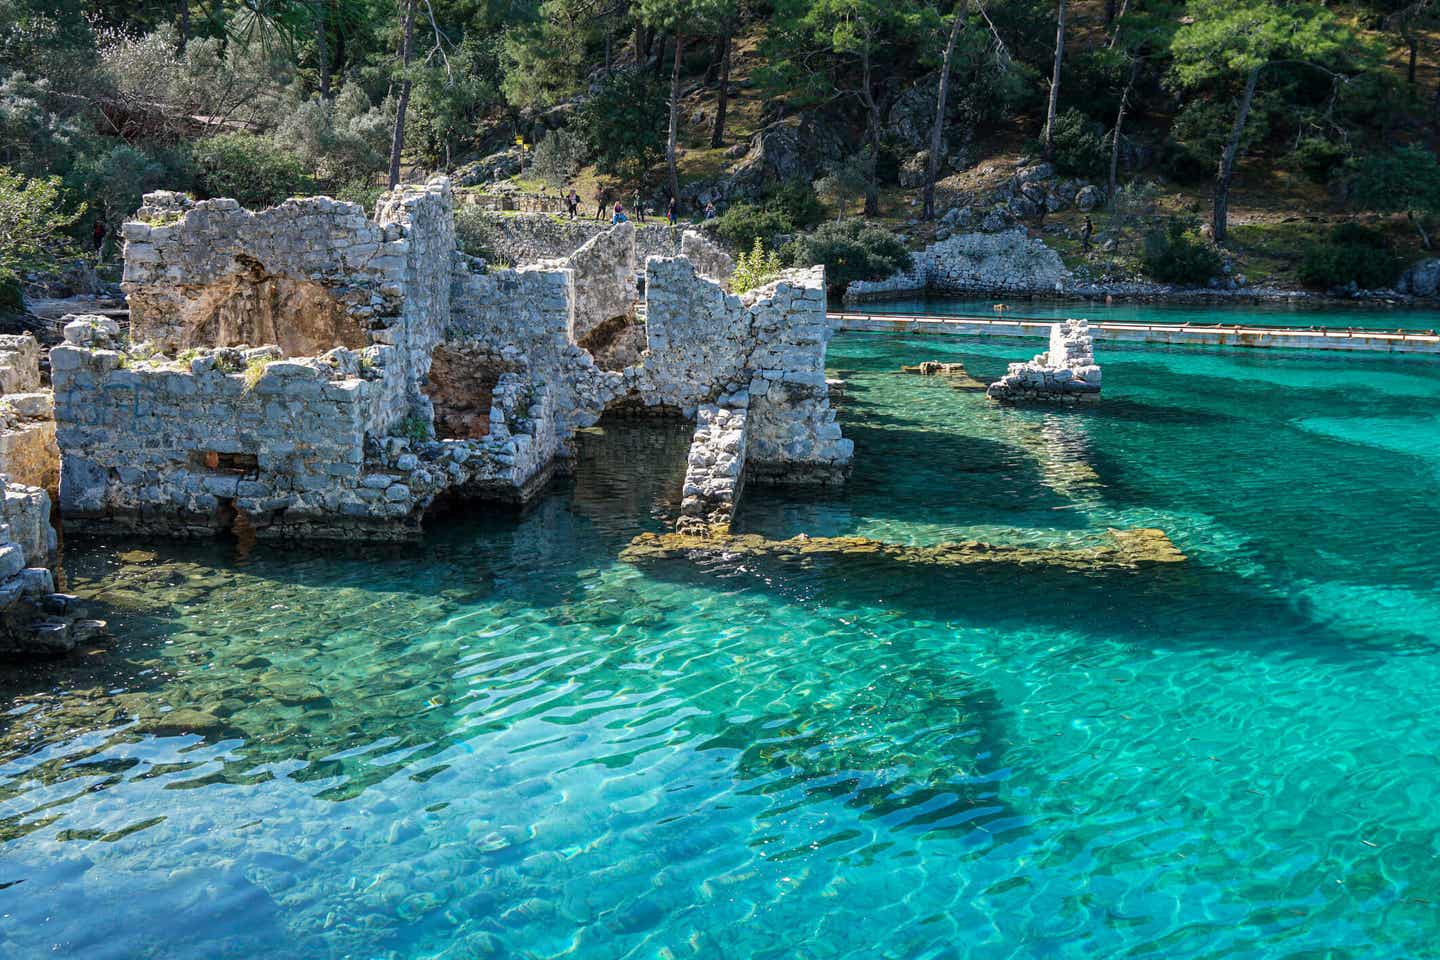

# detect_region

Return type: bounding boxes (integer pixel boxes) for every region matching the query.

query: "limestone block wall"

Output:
[551,221,637,346]
[121,179,455,429]
[844,227,1068,301]
[51,318,423,539]
[0,334,59,495]
[636,258,751,411]
[0,335,42,393]
[679,230,735,284]
[741,268,853,484]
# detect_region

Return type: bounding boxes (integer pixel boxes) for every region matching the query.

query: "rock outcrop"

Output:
[846,228,1068,301]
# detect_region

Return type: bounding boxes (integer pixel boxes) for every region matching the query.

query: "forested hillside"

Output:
[6,0,1440,302]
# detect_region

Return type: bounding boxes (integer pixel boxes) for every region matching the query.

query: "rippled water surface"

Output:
[3,328,1440,959]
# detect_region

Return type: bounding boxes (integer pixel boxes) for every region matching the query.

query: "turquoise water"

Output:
[3,328,1440,959]
[858,295,1440,332]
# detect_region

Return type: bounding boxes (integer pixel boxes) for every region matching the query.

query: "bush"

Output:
[454,205,498,260]
[0,166,83,278]
[1298,223,1401,290]
[788,220,912,294]
[711,203,793,249]
[1141,220,1222,285]
[1286,137,1348,185]
[731,238,785,294]
[764,179,825,231]
[0,268,22,314]
[190,132,313,209]
[529,128,588,187]
[1047,109,1107,178]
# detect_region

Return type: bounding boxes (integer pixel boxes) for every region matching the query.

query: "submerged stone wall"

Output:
[986,319,1102,403]
[845,227,1068,301]
[678,394,749,534]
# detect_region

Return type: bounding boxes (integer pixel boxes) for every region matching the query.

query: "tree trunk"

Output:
[923,1,967,220]
[1105,0,1117,28]
[387,0,416,191]
[1409,36,1419,85]
[705,36,723,84]
[861,47,880,216]
[1213,64,1260,244]
[178,0,190,46]
[1108,58,1136,203]
[317,1,331,101]
[667,32,685,202]
[1042,0,1067,160]
[710,29,732,147]
[1410,210,1432,249]
[654,32,666,77]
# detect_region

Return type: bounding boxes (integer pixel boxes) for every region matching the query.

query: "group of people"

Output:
[561,187,717,226]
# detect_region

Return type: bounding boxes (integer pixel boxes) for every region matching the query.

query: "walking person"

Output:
[633,190,645,223]
[570,189,581,220]
[91,220,106,256]
[1081,215,1094,255]
[595,188,609,221]
[667,195,677,226]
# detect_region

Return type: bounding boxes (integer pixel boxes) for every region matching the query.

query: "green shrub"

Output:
[1047,109,1108,178]
[731,238,785,294]
[1298,223,1401,290]
[1141,220,1222,285]
[190,132,313,209]
[1159,140,1214,186]
[530,128,588,187]
[711,203,793,249]
[711,180,825,249]
[0,267,22,314]
[764,179,825,231]
[1286,137,1349,185]
[454,204,498,260]
[788,220,912,295]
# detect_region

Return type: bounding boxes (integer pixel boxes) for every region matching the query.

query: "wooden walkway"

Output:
[828,312,1440,355]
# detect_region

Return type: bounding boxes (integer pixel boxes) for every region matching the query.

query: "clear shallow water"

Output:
[2,330,1440,959]
[858,295,1440,332]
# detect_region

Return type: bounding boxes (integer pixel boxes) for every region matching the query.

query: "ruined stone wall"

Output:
[468,211,731,268]
[986,319,1102,403]
[844,227,1068,301]
[550,221,637,347]
[51,317,426,539]
[121,179,455,429]
[679,230,736,284]
[0,335,59,495]
[678,395,749,534]
[741,268,852,484]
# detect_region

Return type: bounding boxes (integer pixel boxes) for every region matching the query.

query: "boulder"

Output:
[1075,185,1104,211]
[723,116,846,199]
[1401,258,1440,297]
[884,76,940,151]
[899,151,930,188]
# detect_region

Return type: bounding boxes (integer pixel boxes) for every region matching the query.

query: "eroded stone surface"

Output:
[845,228,1067,301]
[900,360,988,392]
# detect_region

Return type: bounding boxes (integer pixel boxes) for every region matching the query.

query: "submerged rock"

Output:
[900,360,988,391]
[620,527,1185,572]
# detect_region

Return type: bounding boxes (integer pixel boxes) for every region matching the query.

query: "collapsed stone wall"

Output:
[844,227,1068,301]
[0,479,104,657]
[986,319,1102,404]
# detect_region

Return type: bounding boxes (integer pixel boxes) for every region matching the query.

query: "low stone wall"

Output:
[0,334,59,495]
[845,228,1068,301]
[986,319,1102,403]
[0,479,105,658]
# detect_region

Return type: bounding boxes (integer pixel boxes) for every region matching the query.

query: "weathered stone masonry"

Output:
[52,181,850,542]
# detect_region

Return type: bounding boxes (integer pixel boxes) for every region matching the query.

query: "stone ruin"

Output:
[986,319,1102,404]
[48,178,850,546]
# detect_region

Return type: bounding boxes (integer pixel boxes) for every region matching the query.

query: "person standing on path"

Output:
[1081,216,1094,255]
[633,190,645,223]
[667,196,677,226]
[596,188,609,221]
